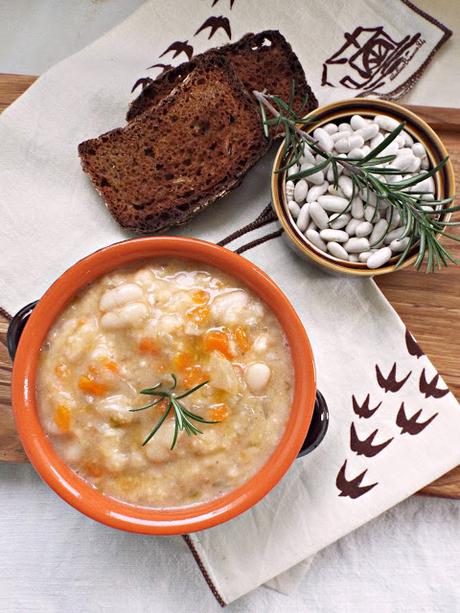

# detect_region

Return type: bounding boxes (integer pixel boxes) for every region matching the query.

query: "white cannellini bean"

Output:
[374,114,400,132]
[323,122,338,134]
[309,202,329,229]
[369,219,389,246]
[287,163,299,177]
[407,156,421,173]
[326,164,343,181]
[348,254,359,262]
[300,149,316,164]
[307,220,317,231]
[385,227,405,244]
[99,283,144,312]
[327,185,344,197]
[305,228,327,251]
[351,196,364,219]
[415,177,435,193]
[335,134,365,153]
[327,241,349,260]
[355,221,373,237]
[344,237,370,253]
[119,302,149,326]
[412,142,426,158]
[345,217,361,236]
[296,204,310,232]
[367,246,392,269]
[358,251,374,263]
[370,133,384,149]
[385,173,402,184]
[319,229,349,243]
[380,140,399,157]
[300,164,325,186]
[364,205,379,222]
[338,175,354,198]
[356,123,379,141]
[402,130,414,146]
[390,236,410,252]
[317,195,349,213]
[330,213,351,230]
[307,182,329,202]
[386,207,401,229]
[313,127,334,152]
[253,334,270,353]
[350,114,367,130]
[285,180,294,200]
[294,179,308,203]
[245,363,271,393]
[396,134,406,148]
[421,157,429,170]
[392,151,416,172]
[288,200,300,219]
[362,145,371,156]
[349,147,365,159]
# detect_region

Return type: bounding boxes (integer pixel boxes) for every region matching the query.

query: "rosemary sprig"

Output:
[254,89,459,272]
[129,374,219,449]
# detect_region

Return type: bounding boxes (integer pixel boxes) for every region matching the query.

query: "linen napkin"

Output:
[0,0,458,605]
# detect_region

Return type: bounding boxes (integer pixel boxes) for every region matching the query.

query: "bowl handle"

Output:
[7,301,38,360]
[297,390,329,458]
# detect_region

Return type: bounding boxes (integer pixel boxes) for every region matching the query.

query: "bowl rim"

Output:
[11,236,316,535]
[271,97,456,276]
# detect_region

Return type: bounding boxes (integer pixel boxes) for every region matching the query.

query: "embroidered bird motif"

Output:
[194,16,232,40]
[405,329,424,359]
[376,363,411,393]
[396,402,438,435]
[212,0,236,8]
[160,40,194,60]
[336,460,378,499]
[147,63,174,73]
[352,394,382,419]
[350,423,393,458]
[419,369,449,399]
[131,77,154,93]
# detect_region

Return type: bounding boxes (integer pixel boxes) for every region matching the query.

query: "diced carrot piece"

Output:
[192,289,210,304]
[208,403,229,422]
[78,318,86,326]
[202,329,233,359]
[172,351,194,371]
[78,375,107,396]
[212,389,227,403]
[84,462,104,478]
[187,305,210,325]
[54,405,71,432]
[234,325,250,353]
[183,365,208,387]
[138,337,159,354]
[55,363,70,379]
[88,364,99,376]
[100,357,119,373]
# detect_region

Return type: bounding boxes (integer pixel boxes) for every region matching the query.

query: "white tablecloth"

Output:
[0,1,459,611]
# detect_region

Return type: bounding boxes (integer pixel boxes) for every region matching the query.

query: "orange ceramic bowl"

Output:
[11,237,316,535]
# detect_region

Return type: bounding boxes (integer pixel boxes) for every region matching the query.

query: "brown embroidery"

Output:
[212,0,235,8]
[322,26,424,94]
[147,63,173,73]
[419,369,449,399]
[194,16,232,40]
[236,229,283,254]
[405,328,424,359]
[336,460,378,499]
[376,363,411,393]
[131,77,154,93]
[350,422,393,458]
[160,40,194,60]
[217,204,277,247]
[182,535,226,607]
[352,394,382,419]
[396,402,438,436]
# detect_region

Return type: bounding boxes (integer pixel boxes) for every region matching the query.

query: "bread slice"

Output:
[127,30,317,123]
[79,55,269,234]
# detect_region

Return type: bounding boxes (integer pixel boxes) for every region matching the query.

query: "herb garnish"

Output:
[254,88,460,272]
[130,374,219,449]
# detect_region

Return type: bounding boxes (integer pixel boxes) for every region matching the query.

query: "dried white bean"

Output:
[299,164,325,186]
[355,221,373,237]
[296,204,310,232]
[390,237,410,252]
[402,131,414,146]
[320,229,349,243]
[309,202,329,229]
[369,219,389,246]
[362,145,371,156]
[326,164,343,181]
[300,149,315,164]
[358,251,373,263]
[327,241,349,260]
[330,213,351,230]
[385,173,402,184]
[338,122,353,132]
[288,200,300,219]
[380,140,399,157]
[335,134,365,153]
[307,220,317,231]
[327,184,344,197]
[421,157,429,170]
[367,246,392,269]
[323,122,338,134]
[313,127,334,153]
[396,134,406,148]
[99,283,144,312]
[356,123,379,141]
[415,177,435,193]
[364,205,380,222]
[345,217,361,236]
[285,180,294,200]
[318,195,349,213]
[370,133,384,149]
[348,254,359,262]
[344,237,370,253]
[407,156,421,173]
[351,196,364,219]
[305,228,327,251]
[385,227,405,244]
[294,179,308,203]
[349,148,365,159]
[386,208,401,229]
[412,142,426,158]
[374,114,400,132]
[350,115,367,130]
[287,164,299,177]
[338,175,354,198]
[307,182,329,202]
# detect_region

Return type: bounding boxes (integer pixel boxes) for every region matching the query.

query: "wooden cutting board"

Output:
[0,74,459,498]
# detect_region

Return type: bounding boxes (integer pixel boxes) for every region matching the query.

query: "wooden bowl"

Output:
[271,98,455,276]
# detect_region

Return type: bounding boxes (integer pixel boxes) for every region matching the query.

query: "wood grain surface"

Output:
[0,74,458,498]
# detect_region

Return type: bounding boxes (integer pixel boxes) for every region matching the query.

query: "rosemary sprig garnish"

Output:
[130,374,219,449]
[254,89,459,272]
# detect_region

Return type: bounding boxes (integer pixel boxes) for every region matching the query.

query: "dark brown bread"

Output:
[127,30,317,122]
[79,55,269,234]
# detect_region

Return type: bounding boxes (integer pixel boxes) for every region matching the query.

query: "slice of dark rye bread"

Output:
[78,55,269,234]
[127,30,317,123]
